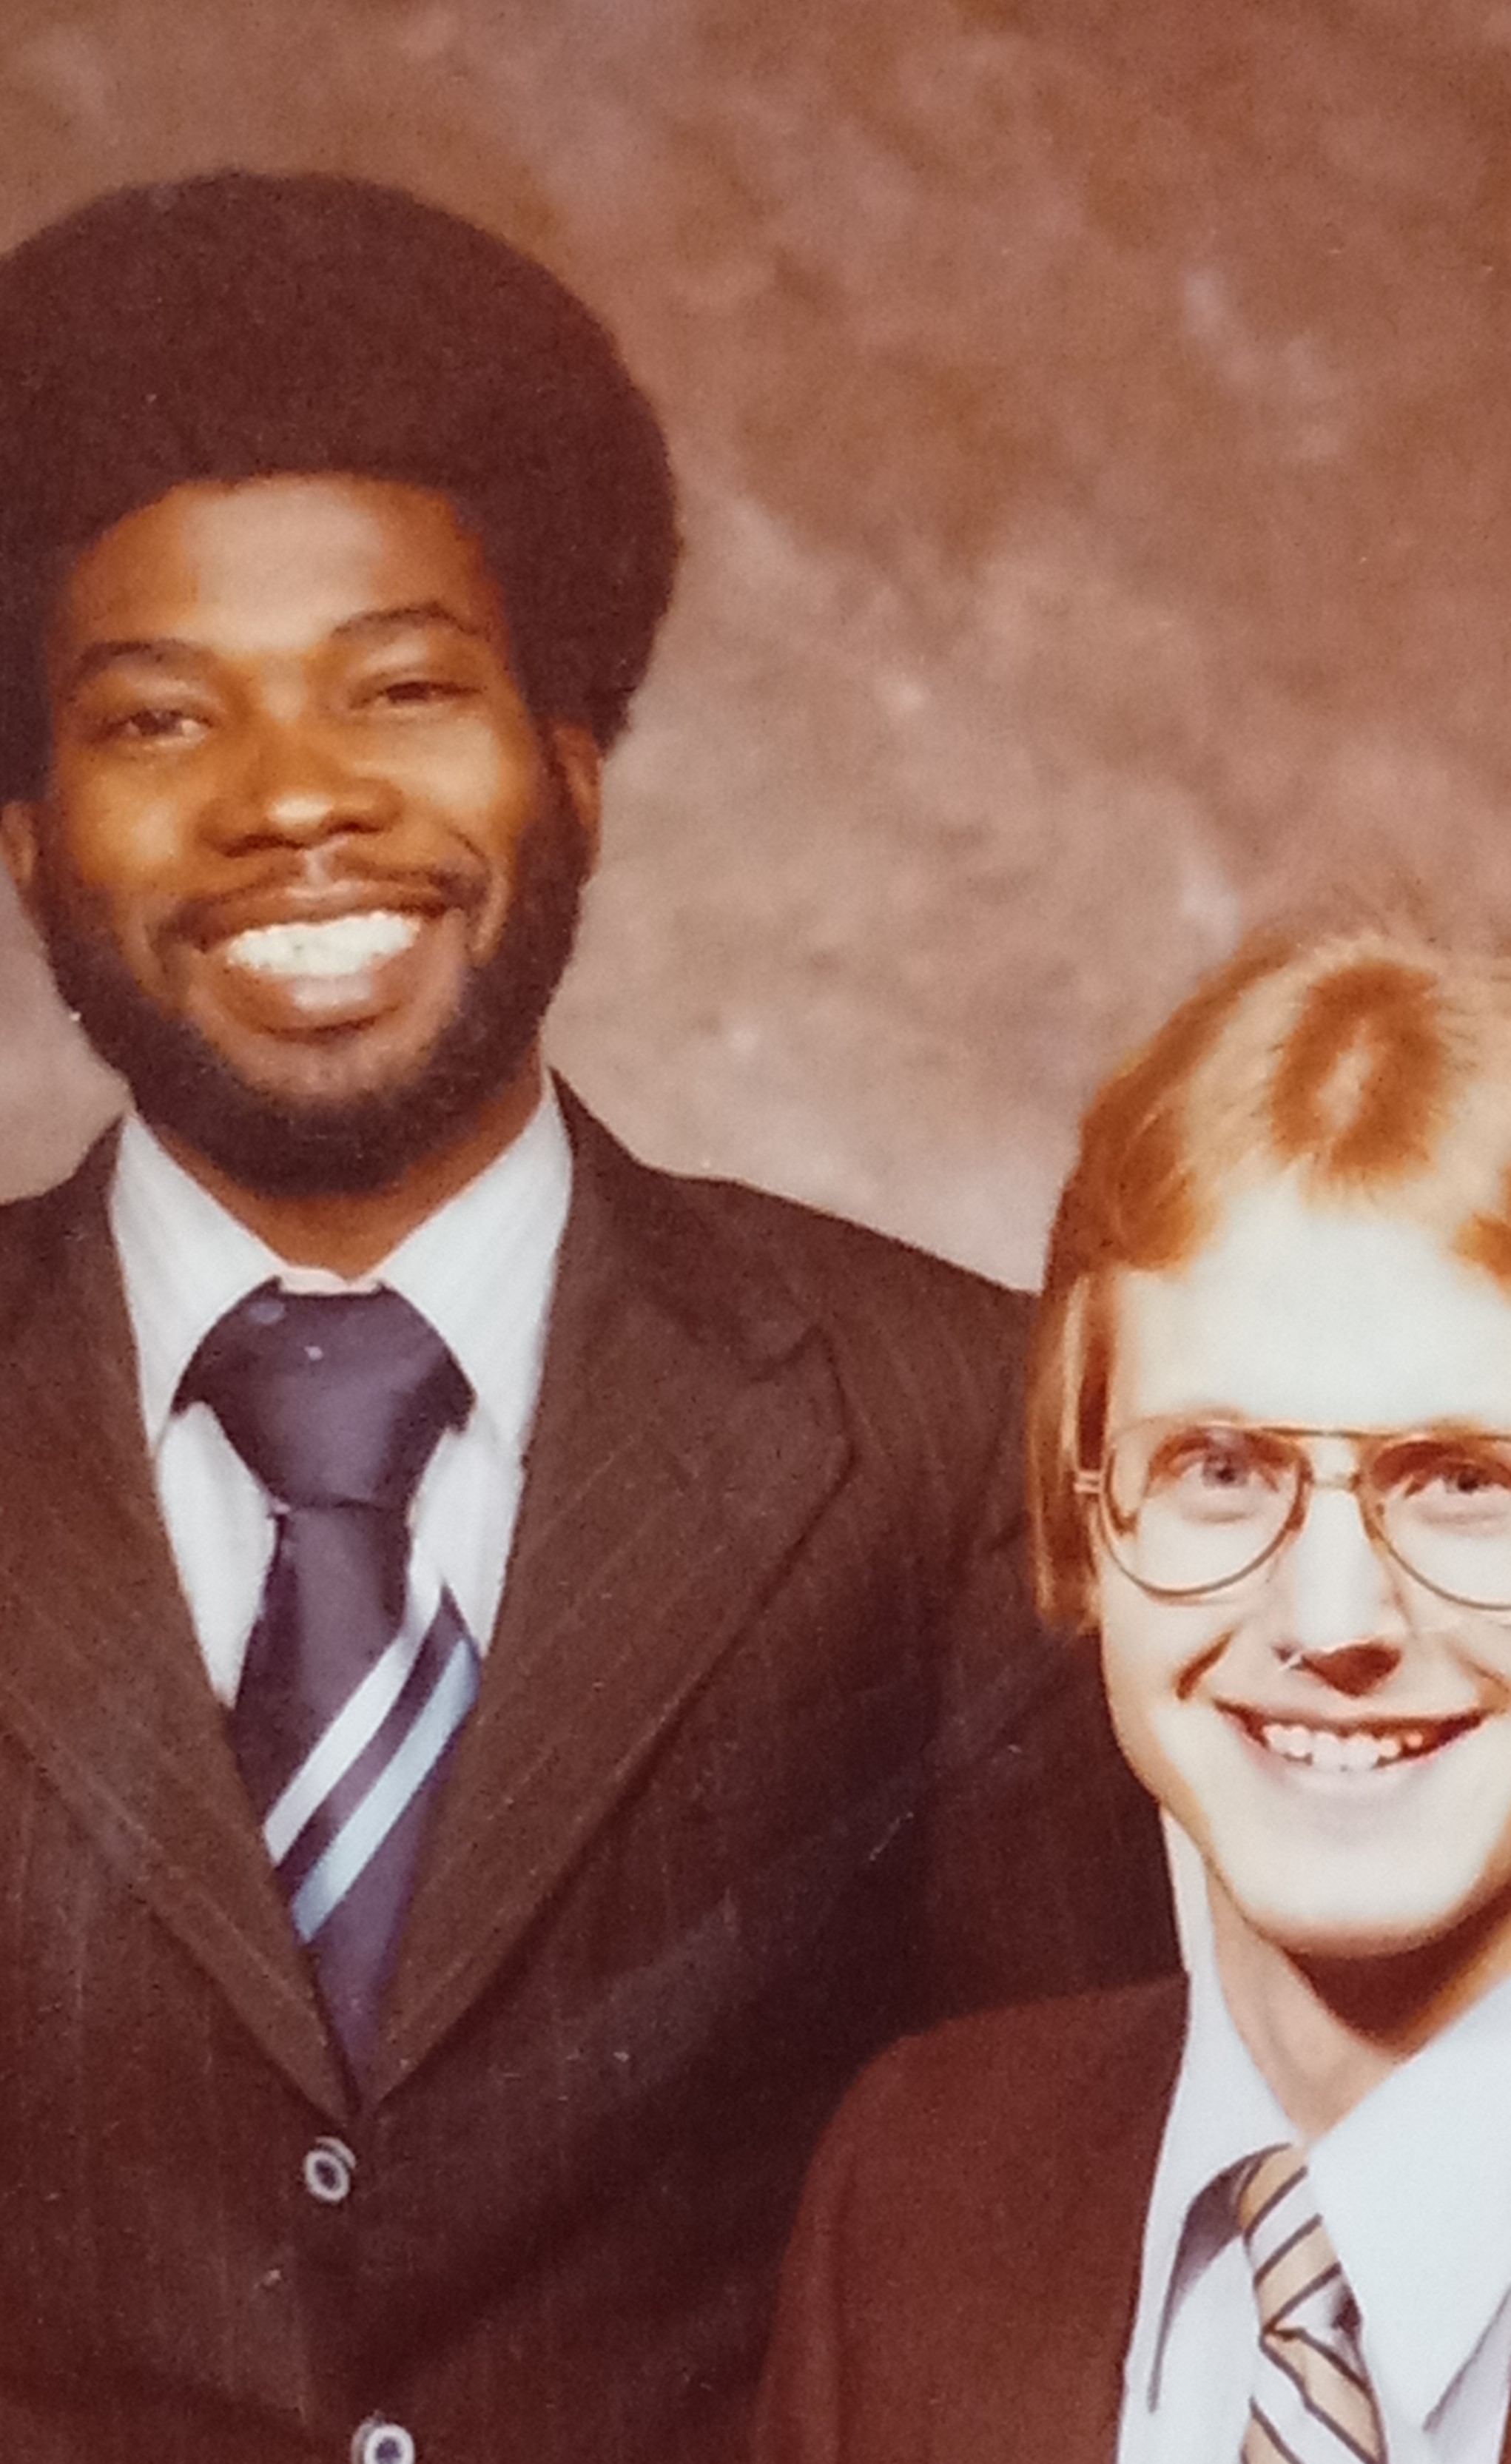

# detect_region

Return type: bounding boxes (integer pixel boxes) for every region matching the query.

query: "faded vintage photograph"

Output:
[0,4,1505,2461]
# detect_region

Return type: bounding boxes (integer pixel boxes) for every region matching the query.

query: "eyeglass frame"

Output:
[1073,1419,1511,1611]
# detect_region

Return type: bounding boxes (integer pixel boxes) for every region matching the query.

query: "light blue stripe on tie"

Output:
[261,1562,442,1868]
[289,1625,479,1943]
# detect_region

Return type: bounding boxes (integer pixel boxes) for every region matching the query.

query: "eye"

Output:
[95,702,209,747]
[362,672,478,712]
[1377,1437,1511,1526]
[1142,1425,1292,1521]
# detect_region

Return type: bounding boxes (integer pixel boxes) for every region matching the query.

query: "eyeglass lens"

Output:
[1102,1422,1511,1606]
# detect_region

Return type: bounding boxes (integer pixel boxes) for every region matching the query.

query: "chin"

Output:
[36,790,588,1199]
[148,1078,489,1199]
[1261,1911,1439,1962]
[1236,1872,1504,1972]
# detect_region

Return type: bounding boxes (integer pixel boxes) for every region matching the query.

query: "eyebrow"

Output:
[59,637,201,697]
[58,602,490,699]
[330,601,491,647]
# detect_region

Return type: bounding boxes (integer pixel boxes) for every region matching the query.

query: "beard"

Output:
[30,774,589,1199]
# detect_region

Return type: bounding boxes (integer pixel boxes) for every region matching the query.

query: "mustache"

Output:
[168,859,486,949]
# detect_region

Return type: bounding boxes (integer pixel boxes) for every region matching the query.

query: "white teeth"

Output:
[1268,1724,1313,1763]
[223,911,422,980]
[1257,1721,1421,1772]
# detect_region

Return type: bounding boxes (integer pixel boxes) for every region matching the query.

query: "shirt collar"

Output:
[1132,1887,1290,2414]
[109,1088,573,1454]
[1311,1973,1511,2428]
[1140,1839,1511,2435]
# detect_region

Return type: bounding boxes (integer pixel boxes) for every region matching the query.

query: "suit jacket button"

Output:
[352,2423,416,2464]
[302,2135,356,2204]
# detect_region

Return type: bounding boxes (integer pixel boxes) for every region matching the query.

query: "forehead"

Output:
[49,474,506,664]
[1108,1174,1511,1432]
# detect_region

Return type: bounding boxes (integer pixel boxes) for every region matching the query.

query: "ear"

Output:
[0,800,41,915]
[545,722,603,875]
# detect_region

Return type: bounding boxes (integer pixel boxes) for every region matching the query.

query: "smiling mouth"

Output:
[1227,1709,1481,1772]
[221,910,425,982]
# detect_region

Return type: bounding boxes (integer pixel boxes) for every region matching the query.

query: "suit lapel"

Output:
[378,1103,852,2093]
[997,1988,1183,2464]
[0,1113,852,2111]
[1060,2145,1165,2464]
[0,1151,347,2116]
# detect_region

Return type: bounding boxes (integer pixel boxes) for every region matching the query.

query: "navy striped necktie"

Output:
[184,1282,479,2078]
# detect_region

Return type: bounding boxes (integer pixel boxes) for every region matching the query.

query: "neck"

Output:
[1207,1876,1511,2139]
[155,1056,544,1277]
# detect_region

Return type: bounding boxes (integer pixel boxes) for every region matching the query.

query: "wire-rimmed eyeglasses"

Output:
[1074,1419,1511,1609]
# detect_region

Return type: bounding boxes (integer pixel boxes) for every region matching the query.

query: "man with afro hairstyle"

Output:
[0,172,1170,2464]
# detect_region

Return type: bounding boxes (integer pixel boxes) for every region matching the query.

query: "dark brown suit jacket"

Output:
[755,1979,1511,2464]
[0,1096,1173,2463]
[754,1982,1188,2464]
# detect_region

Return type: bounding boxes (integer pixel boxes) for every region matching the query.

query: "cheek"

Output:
[1094,1572,1225,1795]
[1097,1615,1167,1786]
[391,736,545,956]
[403,717,544,841]
[1095,1584,1170,1773]
[41,772,189,896]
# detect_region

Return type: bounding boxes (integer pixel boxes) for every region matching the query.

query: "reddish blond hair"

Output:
[1029,931,1511,1628]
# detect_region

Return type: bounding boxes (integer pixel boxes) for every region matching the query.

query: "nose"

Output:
[1277,1639,1402,1695]
[215,711,397,849]
[1272,1481,1406,1686]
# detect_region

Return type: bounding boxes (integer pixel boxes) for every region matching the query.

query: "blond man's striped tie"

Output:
[1234,2144,1386,2464]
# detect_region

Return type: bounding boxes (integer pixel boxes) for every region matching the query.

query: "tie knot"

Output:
[1234,2143,1350,2337]
[183,1282,471,1511]
[1234,2142,1384,2464]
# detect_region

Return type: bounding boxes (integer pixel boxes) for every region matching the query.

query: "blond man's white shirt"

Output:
[1117,1820,1511,2463]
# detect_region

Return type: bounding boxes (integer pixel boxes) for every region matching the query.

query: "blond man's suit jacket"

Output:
[756,1979,1511,2464]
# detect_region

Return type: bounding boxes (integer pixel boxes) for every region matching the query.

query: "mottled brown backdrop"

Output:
[0,0,1507,1282]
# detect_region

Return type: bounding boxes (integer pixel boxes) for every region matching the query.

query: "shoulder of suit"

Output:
[779,1982,1186,2370]
[564,1091,1032,1336]
[829,1976,1188,2177]
[0,1141,111,1334]
[560,1096,1039,1487]
[686,1169,1029,1321]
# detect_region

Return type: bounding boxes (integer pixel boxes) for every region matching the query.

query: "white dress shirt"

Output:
[108,1090,573,1703]
[1117,1848,1511,2464]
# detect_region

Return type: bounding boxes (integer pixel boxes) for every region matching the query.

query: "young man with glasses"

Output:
[757,929,1511,2464]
